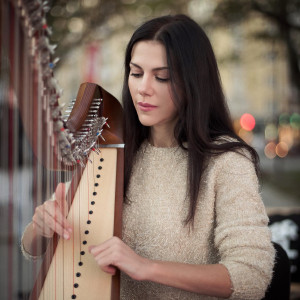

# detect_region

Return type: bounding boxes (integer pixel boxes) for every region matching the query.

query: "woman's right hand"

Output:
[32,183,72,240]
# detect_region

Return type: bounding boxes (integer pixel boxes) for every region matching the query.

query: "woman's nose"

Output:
[138,76,153,96]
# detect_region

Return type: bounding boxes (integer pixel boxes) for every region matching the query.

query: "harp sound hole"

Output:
[93,192,97,196]
[80,251,85,255]
[87,220,91,224]
[89,210,93,214]
[72,294,76,299]
[98,166,102,170]
[96,174,100,178]
[100,158,104,162]
[74,283,79,288]
[91,201,95,205]
[94,183,99,187]
[83,240,87,245]
[76,272,81,277]
[78,262,83,266]
[85,230,89,234]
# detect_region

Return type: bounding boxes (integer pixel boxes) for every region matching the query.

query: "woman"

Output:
[22,15,275,299]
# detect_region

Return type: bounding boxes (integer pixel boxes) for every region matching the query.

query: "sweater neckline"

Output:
[145,140,179,149]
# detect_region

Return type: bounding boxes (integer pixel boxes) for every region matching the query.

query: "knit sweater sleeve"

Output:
[214,151,275,300]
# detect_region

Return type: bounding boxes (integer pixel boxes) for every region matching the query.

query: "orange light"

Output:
[240,113,255,131]
[278,125,294,149]
[264,142,276,159]
[275,142,289,158]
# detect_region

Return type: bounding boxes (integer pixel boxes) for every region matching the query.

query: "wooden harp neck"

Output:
[62,82,123,167]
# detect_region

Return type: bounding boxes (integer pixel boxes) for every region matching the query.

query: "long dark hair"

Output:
[122,14,259,225]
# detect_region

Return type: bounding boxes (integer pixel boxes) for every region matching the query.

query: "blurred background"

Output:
[50,0,300,210]
[1,0,300,299]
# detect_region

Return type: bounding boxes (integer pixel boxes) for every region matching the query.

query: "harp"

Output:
[30,82,124,300]
[1,1,123,298]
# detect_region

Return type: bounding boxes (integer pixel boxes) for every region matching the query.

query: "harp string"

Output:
[7,5,14,299]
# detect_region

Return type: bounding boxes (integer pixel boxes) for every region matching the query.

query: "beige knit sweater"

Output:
[121,142,275,300]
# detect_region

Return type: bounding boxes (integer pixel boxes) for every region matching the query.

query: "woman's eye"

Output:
[130,73,142,78]
[156,77,170,83]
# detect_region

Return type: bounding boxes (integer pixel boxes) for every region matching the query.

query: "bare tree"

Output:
[210,0,300,109]
[46,0,188,59]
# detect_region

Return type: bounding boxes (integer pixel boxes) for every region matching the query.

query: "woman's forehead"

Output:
[130,41,167,68]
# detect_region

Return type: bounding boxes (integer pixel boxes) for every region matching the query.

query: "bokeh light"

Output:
[265,123,278,141]
[240,113,255,131]
[278,125,294,149]
[275,142,289,158]
[290,113,300,129]
[279,113,290,126]
[82,0,100,8]
[68,18,85,33]
[264,142,277,159]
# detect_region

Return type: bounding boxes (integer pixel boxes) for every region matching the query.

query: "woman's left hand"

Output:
[89,237,151,281]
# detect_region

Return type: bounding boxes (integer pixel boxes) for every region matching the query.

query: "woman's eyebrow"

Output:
[130,62,169,71]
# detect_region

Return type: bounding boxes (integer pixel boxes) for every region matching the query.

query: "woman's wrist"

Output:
[21,222,50,259]
[141,259,160,282]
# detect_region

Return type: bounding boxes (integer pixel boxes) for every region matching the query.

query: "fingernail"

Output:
[64,233,70,240]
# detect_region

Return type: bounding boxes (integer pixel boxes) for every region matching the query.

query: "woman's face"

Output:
[128,40,178,133]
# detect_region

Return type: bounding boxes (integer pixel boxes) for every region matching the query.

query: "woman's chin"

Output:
[137,117,155,127]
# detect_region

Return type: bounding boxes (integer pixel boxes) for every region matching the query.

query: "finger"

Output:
[89,237,121,256]
[34,202,71,239]
[89,245,96,253]
[103,265,117,276]
[93,248,118,275]
[90,238,124,268]
[46,199,72,233]
[89,243,108,257]
[34,208,68,239]
[32,219,54,238]
[55,183,68,218]
[44,206,71,239]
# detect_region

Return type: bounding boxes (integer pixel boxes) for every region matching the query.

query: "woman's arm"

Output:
[146,259,232,298]
[21,183,72,258]
[213,151,275,299]
[89,237,232,298]
[21,221,50,258]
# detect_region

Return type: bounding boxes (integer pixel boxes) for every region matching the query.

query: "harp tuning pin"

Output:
[96,129,105,141]
[49,57,59,69]
[105,122,110,128]
[76,159,85,168]
[92,147,101,155]
[43,23,52,35]
[42,4,51,13]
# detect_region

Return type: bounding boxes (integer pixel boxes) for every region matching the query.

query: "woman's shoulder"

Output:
[209,136,257,175]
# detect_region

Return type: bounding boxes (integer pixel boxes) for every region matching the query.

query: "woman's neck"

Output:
[149,126,177,148]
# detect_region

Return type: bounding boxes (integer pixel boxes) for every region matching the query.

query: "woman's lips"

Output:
[137,102,157,112]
